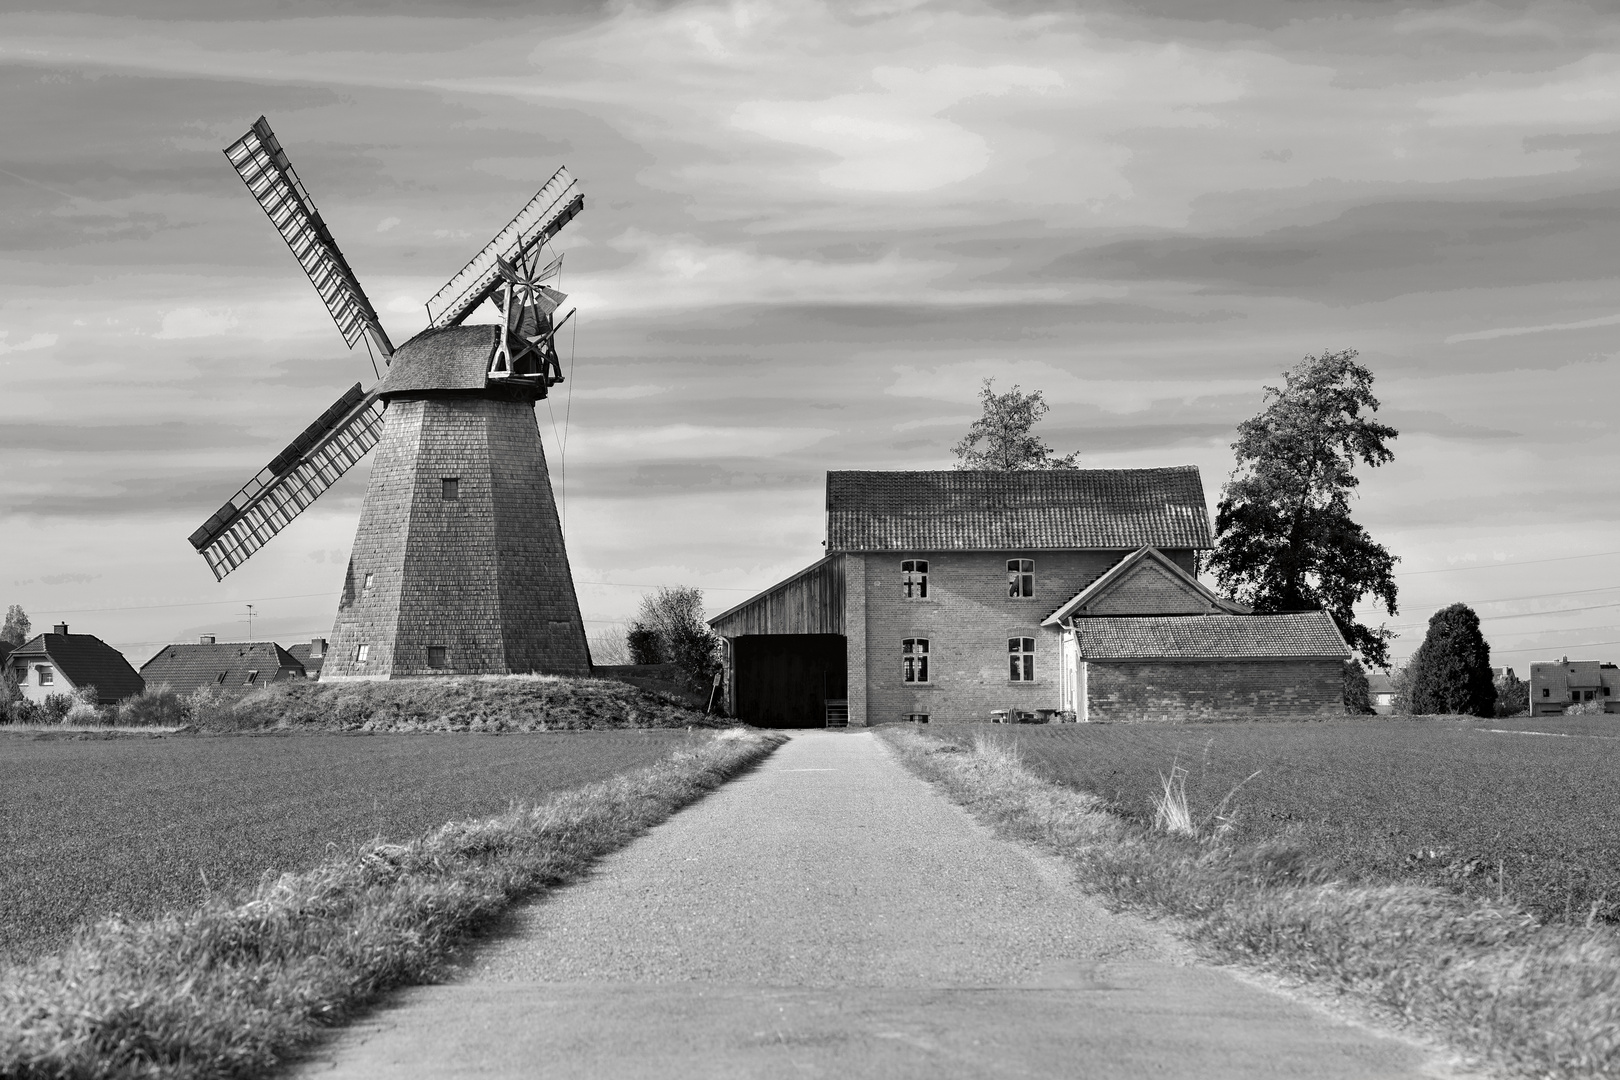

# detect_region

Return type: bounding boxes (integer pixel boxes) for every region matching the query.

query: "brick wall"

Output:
[1084,560,1217,615]
[323,395,590,680]
[1085,658,1345,721]
[859,549,1167,724]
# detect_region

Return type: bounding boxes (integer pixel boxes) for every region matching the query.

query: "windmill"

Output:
[187,117,591,679]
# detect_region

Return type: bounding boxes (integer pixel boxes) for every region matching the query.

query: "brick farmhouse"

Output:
[709,469,1350,727]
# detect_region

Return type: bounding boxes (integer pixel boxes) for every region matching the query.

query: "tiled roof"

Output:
[139,642,305,694]
[380,325,501,395]
[1072,613,1349,660]
[7,633,146,701]
[286,642,325,677]
[826,468,1213,552]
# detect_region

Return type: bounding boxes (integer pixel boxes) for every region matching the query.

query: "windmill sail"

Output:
[225,117,394,357]
[189,384,385,581]
[425,167,583,330]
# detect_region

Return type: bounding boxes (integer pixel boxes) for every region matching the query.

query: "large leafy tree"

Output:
[1409,603,1497,717]
[952,380,1079,470]
[628,586,721,692]
[1,605,30,647]
[1208,350,1399,667]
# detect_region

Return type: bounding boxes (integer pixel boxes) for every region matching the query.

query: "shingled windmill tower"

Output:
[188,117,591,680]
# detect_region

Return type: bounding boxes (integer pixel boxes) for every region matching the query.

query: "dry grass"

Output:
[0,729,783,1080]
[881,727,1620,1079]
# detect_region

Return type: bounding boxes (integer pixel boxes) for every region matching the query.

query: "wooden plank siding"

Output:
[709,555,845,637]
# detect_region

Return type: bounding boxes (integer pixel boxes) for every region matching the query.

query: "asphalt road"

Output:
[295,730,1468,1079]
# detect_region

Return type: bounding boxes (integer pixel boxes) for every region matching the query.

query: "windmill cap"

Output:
[380,325,542,399]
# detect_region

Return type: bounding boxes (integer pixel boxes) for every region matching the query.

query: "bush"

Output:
[1409,603,1497,717]
[116,684,189,727]
[40,693,75,724]
[1565,699,1608,716]
[626,623,663,665]
[1343,659,1374,715]
[1495,671,1530,717]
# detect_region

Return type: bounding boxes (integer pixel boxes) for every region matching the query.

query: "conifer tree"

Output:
[1409,603,1497,717]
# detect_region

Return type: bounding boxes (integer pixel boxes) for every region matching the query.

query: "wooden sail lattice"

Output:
[188,385,385,580]
[225,117,393,356]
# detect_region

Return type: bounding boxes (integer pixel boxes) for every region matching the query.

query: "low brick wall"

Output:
[1087,658,1344,722]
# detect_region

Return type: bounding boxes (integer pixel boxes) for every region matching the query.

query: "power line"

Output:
[34,591,337,616]
[1396,548,1620,577]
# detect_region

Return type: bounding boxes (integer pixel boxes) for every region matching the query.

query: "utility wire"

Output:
[1395,548,1620,576]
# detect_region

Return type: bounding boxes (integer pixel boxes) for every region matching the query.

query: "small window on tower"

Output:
[901,559,929,599]
[427,646,448,669]
[441,478,459,501]
[363,572,374,593]
[356,643,370,663]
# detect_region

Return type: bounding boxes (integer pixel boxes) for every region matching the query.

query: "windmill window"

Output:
[441,478,459,501]
[1009,637,1035,682]
[902,638,930,684]
[427,645,448,669]
[36,665,53,686]
[901,559,928,599]
[1007,559,1034,598]
[355,643,370,663]
[363,572,374,593]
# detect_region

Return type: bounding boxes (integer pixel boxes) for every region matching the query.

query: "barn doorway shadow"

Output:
[732,634,846,729]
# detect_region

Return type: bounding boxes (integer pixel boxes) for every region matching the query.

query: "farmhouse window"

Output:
[901,559,929,599]
[36,665,53,686]
[427,645,448,669]
[215,672,228,685]
[441,478,459,501]
[355,643,370,663]
[1009,637,1035,681]
[902,638,930,684]
[245,670,259,685]
[1007,559,1034,598]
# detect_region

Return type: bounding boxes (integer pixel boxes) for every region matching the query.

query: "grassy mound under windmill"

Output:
[175,674,723,733]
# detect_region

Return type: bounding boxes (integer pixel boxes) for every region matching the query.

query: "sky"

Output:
[3,0,1620,675]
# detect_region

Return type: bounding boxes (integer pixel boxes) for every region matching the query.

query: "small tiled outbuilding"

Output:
[6,624,145,705]
[139,636,306,694]
[710,468,1351,726]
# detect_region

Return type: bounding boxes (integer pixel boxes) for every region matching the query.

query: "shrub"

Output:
[40,692,75,724]
[116,684,189,727]
[1566,699,1608,716]
[1495,670,1530,717]
[1409,603,1497,717]
[1343,659,1374,714]
[626,623,663,665]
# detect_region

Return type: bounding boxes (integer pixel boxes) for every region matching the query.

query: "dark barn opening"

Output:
[733,634,846,728]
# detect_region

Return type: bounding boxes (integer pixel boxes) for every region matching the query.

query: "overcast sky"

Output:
[3,0,1620,673]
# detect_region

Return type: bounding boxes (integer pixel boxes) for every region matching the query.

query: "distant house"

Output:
[286,638,329,680]
[1367,669,1396,715]
[710,469,1350,726]
[5,623,145,704]
[1528,658,1620,716]
[139,635,306,694]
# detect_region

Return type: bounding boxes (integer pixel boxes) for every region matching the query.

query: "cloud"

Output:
[0,331,58,354]
[1446,312,1620,344]
[883,360,1256,414]
[375,216,401,233]
[153,307,238,339]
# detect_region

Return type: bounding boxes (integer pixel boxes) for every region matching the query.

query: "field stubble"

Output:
[0,729,704,962]
[945,718,1620,926]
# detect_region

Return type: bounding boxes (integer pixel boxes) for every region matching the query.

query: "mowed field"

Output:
[947,718,1620,925]
[0,730,701,962]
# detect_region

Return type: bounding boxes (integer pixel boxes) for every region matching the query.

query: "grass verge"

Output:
[0,728,782,1080]
[879,726,1620,1080]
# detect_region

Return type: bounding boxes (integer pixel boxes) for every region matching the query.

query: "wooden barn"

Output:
[710,469,1349,727]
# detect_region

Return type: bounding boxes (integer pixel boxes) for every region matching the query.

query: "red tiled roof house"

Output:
[709,469,1349,726]
[139,635,307,695]
[5,623,145,705]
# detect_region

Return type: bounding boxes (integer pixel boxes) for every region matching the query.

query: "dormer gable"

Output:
[1043,546,1248,625]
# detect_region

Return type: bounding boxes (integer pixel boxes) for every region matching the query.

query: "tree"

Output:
[586,624,632,667]
[1343,659,1374,715]
[1,605,30,647]
[1207,350,1400,667]
[952,379,1080,470]
[1494,669,1528,718]
[628,586,720,691]
[1409,603,1497,717]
